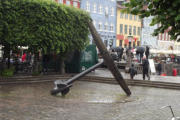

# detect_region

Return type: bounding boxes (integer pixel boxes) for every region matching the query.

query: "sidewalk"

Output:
[87,68,180,83]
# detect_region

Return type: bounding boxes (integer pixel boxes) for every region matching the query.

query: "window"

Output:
[138,27,141,35]
[162,33,164,40]
[120,24,123,34]
[120,12,124,18]
[104,22,108,31]
[138,16,141,22]
[109,39,113,46]
[110,24,114,32]
[124,25,128,34]
[129,25,132,35]
[133,26,136,35]
[129,14,132,20]
[98,22,102,30]
[110,8,114,16]
[99,5,102,14]
[73,2,78,7]
[125,13,128,19]
[86,1,90,12]
[105,7,108,15]
[134,15,137,21]
[59,0,63,3]
[104,40,108,47]
[93,3,96,13]
[66,0,71,5]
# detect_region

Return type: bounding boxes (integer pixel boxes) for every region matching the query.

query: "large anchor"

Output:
[51,20,131,96]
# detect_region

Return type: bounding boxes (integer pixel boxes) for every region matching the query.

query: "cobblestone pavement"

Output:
[0,81,180,120]
[87,68,180,83]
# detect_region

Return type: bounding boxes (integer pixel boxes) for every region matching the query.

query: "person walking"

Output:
[157,61,162,75]
[142,58,150,80]
[129,64,137,80]
[145,46,150,59]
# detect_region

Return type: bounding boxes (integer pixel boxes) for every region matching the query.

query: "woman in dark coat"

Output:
[142,58,150,80]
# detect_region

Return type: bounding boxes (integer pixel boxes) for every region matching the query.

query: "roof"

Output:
[117,1,127,9]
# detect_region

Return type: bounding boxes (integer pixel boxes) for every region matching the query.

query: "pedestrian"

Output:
[142,58,150,80]
[21,52,27,62]
[136,50,140,62]
[129,64,137,80]
[145,46,150,59]
[117,48,124,61]
[42,54,49,74]
[26,52,32,65]
[157,61,162,75]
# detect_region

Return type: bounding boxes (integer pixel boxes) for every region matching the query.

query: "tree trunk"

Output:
[3,44,10,69]
[32,53,39,73]
[7,50,10,69]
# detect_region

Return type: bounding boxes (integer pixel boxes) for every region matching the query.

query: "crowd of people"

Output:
[109,46,153,80]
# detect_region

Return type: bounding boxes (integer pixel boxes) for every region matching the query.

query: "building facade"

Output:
[141,16,158,48]
[54,0,80,8]
[80,0,117,48]
[116,2,141,48]
[158,29,180,52]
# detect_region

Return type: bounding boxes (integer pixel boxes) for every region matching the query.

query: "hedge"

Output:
[0,0,90,54]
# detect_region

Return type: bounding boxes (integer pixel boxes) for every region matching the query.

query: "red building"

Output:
[54,0,80,8]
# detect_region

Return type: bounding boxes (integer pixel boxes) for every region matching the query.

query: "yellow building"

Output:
[116,3,142,48]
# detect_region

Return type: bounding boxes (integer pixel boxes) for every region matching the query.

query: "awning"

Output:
[116,34,124,40]
[124,39,129,44]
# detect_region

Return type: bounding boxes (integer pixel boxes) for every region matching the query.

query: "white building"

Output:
[141,16,158,48]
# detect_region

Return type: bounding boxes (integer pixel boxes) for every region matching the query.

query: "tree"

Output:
[0,0,90,73]
[124,0,180,41]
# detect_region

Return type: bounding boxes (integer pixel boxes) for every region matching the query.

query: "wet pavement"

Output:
[1,81,180,120]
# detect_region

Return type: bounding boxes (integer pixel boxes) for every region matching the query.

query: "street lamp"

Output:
[128,33,133,50]
[126,33,133,69]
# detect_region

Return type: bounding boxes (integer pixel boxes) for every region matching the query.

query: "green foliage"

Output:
[124,0,180,41]
[1,67,14,77]
[0,0,90,54]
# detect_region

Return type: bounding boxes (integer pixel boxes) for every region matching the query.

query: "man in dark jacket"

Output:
[129,64,137,80]
[142,58,150,80]
[117,48,124,61]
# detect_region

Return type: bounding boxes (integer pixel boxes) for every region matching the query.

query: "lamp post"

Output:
[127,33,133,68]
[128,33,133,50]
